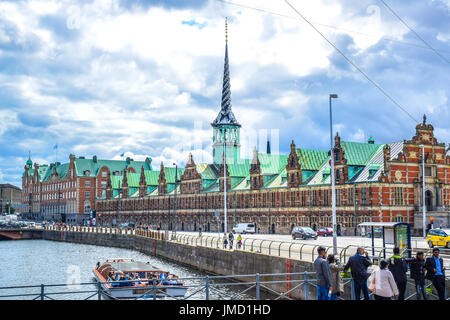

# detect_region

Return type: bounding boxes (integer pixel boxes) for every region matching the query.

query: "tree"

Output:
[4,204,15,215]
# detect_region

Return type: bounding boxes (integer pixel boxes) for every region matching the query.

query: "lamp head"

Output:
[330,94,338,99]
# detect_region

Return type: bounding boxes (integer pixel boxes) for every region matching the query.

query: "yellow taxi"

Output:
[427,228,450,248]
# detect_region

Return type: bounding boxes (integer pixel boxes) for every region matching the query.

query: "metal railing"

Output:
[41,226,450,268]
[0,272,447,300]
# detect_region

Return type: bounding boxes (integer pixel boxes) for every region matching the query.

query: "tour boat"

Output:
[93,258,187,299]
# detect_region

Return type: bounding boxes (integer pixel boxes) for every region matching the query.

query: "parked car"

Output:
[291,227,317,240]
[427,228,450,248]
[232,223,256,234]
[317,227,333,237]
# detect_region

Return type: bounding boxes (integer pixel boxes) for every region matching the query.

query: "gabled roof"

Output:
[341,141,383,166]
[74,158,152,178]
[296,149,329,170]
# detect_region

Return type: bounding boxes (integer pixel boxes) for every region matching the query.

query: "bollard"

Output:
[256,273,260,300]
[97,282,102,300]
[40,284,45,300]
[304,272,309,300]
[205,276,210,300]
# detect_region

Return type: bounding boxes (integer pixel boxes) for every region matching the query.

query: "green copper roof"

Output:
[144,171,160,186]
[258,153,288,174]
[296,149,329,170]
[164,167,185,184]
[341,142,383,166]
[74,158,152,178]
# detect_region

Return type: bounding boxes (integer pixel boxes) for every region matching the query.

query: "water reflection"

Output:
[0,240,264,300]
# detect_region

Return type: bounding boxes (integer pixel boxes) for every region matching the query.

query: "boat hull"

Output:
[93,272,187,299]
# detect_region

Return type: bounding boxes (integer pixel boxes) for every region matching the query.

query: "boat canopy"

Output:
[105,261,161,273]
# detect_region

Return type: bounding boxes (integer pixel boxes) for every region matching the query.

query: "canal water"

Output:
[0,239,259,300]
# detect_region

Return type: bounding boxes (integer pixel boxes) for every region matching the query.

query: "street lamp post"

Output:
[353,183,358,236]
[172,163,178,240]
[420,144,426,238]
[329,93,338,255]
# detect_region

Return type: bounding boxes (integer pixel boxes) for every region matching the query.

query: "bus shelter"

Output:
[358,222,412,258]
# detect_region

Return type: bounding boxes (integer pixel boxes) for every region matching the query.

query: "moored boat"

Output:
[93,258,187,299]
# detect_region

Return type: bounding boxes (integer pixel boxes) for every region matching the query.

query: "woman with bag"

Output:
[367,259,399,300]
[328,254,344,300]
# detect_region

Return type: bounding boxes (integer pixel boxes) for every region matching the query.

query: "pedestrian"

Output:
[199,226,202,237]
[344,247,372,300]
[314,246,332,300]
[406,251,427,300]
[237,234,243,249]
[327,254,344,300]
[388,247,408,300]
[223,233,228,249]
[425,247,446,300]
[368,259,399,300]
[228,231,234,249]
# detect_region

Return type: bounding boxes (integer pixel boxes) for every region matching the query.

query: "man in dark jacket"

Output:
[344,247,372,300]
[425,248,446,300]
[388,247,408,300]
[406,251,427,300]
[314,246,332,300]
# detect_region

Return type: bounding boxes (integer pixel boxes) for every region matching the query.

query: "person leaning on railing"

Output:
[344,247,372,300]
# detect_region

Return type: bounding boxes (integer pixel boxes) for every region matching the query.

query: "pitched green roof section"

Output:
[144,171,159,186]
[341,142,382,166]
[296,149,329,170]
[164,167,185,184]
[258,153,288,174]
[196,164,218,180]
[74,157,152,178]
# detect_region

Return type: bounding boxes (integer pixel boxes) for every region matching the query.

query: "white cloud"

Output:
[0,0,448,188]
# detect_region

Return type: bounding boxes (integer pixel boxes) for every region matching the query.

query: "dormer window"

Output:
[84,170,90,176]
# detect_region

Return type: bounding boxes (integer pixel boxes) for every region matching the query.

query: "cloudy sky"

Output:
[0,0,449,187]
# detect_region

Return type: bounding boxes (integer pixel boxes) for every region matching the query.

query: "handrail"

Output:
[288,243,295,258]
[278,242,284,257]
[261,240,270,255]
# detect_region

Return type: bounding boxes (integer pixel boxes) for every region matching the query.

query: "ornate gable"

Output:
[287,140,302,188]
[250,148,263,190]
[158,162,167,195]
[331,133,348,184]
[180,153,202,194]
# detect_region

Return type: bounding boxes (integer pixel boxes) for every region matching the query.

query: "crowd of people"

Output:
[221,232,243,249]
[314,246,447,300]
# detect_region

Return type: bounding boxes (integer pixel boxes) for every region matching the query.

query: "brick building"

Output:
[0,184,22,214]
[21,154,152,224]
[95,27,450,235]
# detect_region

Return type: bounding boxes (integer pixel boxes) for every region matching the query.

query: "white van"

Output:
[232,223,256,234]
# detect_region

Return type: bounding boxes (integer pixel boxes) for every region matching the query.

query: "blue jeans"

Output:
[353,279,370,300]
[329,293,337,300]
[415,279,427,300]
[318,286,329,300]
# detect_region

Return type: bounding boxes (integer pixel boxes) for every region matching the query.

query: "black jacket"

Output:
[388,256,408,283]
[344,254,372,280]
[406,257,426,281]
[424,256,446,280]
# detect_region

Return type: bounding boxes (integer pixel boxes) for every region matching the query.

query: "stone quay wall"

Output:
[42,229,316,299]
